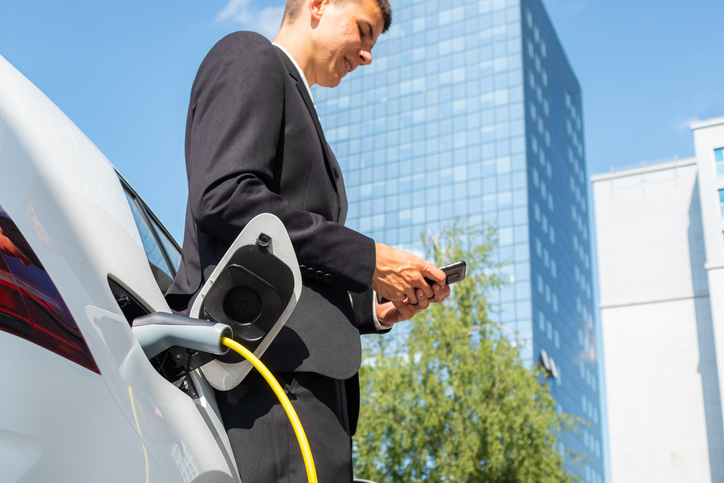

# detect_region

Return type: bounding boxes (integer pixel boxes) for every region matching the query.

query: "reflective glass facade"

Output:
[312,0,603,480]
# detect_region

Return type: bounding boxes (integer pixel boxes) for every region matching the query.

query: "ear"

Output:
[308,0,328,24]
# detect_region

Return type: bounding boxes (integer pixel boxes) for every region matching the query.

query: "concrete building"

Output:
[312,0,604,480]
[592,116,724,482]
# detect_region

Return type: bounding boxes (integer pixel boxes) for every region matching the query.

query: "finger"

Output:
[431,284,446,303]
[389,301,408,321]
[416,276,434,299]
[400,293,430,312]
[416,289,430,309]
[392,300,421,321]
[420,264,447,287]
[405,287,418,305]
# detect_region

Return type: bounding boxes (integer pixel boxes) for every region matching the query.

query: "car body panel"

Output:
[0,54,240,481]
[0,331,159,482]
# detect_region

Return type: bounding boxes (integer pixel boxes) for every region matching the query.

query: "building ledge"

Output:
[591,157,697,182]
[691,116,724,130]
[600,290,710,309]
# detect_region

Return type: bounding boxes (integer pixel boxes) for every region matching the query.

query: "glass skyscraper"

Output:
[312,0,603,480]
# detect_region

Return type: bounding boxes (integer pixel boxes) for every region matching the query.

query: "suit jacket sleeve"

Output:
[186,32,375,294]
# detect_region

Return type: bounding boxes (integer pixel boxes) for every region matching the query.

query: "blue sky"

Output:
[1,0,723,240]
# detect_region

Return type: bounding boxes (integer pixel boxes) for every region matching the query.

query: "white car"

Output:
[0,54,306,482]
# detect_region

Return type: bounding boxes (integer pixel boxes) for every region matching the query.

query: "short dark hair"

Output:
[283,0,392,33]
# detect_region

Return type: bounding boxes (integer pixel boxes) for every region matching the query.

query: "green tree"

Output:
[354,225,577,482]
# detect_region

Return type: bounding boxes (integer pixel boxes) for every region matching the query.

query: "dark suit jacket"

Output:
[166,31,380,381]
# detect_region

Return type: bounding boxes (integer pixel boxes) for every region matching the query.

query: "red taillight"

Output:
[0,275,30,319]
[0,212,99,374]
[0,275,32,336]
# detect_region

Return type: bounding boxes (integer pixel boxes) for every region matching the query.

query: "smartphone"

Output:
[430,260,466,286]
[377,260,466,304]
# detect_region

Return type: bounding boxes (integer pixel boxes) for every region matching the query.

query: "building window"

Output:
[717,148,724,176]
[720,189,724,216]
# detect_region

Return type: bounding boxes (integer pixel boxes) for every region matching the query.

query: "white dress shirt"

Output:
[273,42,392,331]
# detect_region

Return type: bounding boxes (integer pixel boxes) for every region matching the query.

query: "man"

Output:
[166,0,450,481]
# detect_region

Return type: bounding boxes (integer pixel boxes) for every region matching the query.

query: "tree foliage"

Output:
[354,225,576,482]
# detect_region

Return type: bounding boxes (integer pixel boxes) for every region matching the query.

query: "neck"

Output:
[274,26,316,86]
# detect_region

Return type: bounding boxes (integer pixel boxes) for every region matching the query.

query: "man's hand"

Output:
[376,283,451,326]
[370,243,447,305]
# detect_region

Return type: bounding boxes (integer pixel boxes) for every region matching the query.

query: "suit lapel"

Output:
[274,46,347,224]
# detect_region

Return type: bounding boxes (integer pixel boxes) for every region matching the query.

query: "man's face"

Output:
[311,0,384,87]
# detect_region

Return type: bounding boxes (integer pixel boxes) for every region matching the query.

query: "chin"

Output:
[320,76,343,88]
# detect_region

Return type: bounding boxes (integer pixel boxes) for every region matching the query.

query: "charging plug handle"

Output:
[132,312,233,359]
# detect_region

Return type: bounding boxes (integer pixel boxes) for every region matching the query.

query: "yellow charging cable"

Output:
[221,337,318,483]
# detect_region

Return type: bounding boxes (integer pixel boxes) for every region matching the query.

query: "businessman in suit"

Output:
[166,0,450,481]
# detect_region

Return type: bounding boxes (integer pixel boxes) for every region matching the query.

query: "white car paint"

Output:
[0,53,243,482]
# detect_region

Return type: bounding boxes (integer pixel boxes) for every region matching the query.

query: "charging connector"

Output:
[132,312,232,359]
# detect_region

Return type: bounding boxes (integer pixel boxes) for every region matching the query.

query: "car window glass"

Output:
[123,191,174,292]
[150,217,182,272]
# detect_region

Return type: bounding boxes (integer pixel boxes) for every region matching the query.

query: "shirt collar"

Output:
[272,42,314,104]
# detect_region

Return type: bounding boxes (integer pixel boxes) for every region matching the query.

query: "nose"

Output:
[358,49,372,66]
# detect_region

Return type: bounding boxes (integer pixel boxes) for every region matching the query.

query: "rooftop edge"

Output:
[591,157,697,182]
[691,116,724,130]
